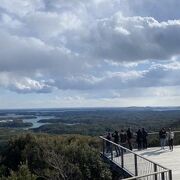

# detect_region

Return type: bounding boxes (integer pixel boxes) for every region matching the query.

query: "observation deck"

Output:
[100,136,175,180]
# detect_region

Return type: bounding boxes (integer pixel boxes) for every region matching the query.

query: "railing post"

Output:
[110,144,113,160]
[161,172,165,180]
[134,154,138,176]
[154,164,157,180]
[169,170,172,180]
[121,148,124,168]
[102,139,105,155]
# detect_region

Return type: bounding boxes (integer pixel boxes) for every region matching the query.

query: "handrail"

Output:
[148,130,180,135]
[99,136,170,170]
[122,170,169,180]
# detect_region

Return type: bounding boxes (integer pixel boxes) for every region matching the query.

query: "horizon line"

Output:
[0,106,180,111]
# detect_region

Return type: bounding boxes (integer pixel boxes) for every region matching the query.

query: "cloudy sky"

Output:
[0,0,180,108]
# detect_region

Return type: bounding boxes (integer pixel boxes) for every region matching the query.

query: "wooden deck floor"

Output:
[136,146,180,180]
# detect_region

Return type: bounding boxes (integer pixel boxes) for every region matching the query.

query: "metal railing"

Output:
[100,136,172,180]
[145,130,180,148]
[148,130,180,135]
[123,170,171,180]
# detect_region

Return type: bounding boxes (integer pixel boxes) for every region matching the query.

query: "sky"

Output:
[0,0,180,109]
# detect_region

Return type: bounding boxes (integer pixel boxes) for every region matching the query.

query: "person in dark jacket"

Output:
[106,132,111,153]
[112,131,120,156]
[127,128,133,151]
[120,129,127,145]
[112,131,119,144]
[142,128,148,149]
[136,129,143,150]
[159,128,167,149]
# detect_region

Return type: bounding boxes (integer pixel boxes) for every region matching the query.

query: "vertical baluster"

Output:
[111,144,113,160]
[102,139,105,155]
[134,154,138,176]
[121,147,124,168]
[118,146,120,164]
[169,170,172,180]
[154,164,157,180]
[161,172,165,180]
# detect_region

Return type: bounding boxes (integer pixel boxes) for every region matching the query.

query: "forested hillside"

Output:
[34,110,180,136]
[0,134,111,180]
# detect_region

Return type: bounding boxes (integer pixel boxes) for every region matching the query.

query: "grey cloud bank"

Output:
[0,0,180,107]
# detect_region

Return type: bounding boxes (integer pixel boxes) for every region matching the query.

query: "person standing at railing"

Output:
[167,128,174,151]
[120,130,127,152]
[136,129,143,150]
[127,128,133,151]
[142,128,148,149]
[120,129,127,146]
[159,128,167,149]
[106,132,111,153]
[112,130,120,156]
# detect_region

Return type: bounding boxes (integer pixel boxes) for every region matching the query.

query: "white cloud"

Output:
[0,0,179,109]
[152,60,180,70]
[24,11,82,39]
[0,72,53,93]
[0,13,23,30]
[0,0,44,16]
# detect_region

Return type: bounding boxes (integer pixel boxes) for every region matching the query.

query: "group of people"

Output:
[159,128,174,151]
[105,127,175,155]
[136,128,148,150]
[106,128,148,153]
